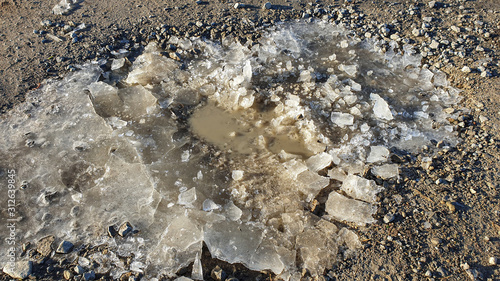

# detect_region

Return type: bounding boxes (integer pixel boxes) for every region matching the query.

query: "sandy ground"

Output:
[1,0,500,280]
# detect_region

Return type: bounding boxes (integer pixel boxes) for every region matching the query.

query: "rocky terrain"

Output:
[0,0,499,280]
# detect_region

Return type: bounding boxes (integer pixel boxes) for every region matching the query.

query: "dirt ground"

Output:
[1,0,499,280]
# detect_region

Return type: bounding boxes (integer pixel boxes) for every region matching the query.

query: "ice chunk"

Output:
[326,191,377,224]
[366,146,390,163]
[204,221,284,274]
[296,224,338,276]
[306,152,333,172]
[338,64,358,76]
[331,112,354,128]
[340,175,383,203]
[337,227,362,252]
[297,170,330,201]
[203,199,221,212]
[191,253,203,280]
[224,201,242,221]
[328,167,347,182]
[282,159,308,180]
[371,164,399,179]
[52,0,78,15]
[178,187,197,207]
[371,94,393,120]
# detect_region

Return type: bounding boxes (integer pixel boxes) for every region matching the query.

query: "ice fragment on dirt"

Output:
[371,93,393,120]
[178,187,197,207]
[204,221,284,274]
[326,192,377,224]
[372,164,399,179]
[366,146,390,163]
[306,152,333,172]
[225,201,243,221]
[331,112,354,128]
[340,175,383,203]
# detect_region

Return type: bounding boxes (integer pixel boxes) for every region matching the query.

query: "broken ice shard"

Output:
[340,175,383,203]
[326,192,377,224]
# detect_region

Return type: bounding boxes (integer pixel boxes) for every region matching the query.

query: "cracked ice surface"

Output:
[0,20,462,279]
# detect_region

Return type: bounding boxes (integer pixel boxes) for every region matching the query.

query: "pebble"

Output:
[423,16,433,22]
[56,240,74,254]
[489,256,498,265]
[2,261,32,280]
[383,213,395,223]
[429,40,440,49]
[263,2,272,10]
[461,66,472,73]
[412,28,423,37]
[234,3,244,9]
[37,235,55,256]
[74,265,85,275]
[118,222,133,237]
[436,266,448,277]
[64,270,74,280]
[83,271,96,281]
[446,201,456,213]
[465,268,483,280]
[430,237,442,245]
[211,266,227,281]
[40,19,53,27]
[451,25,461,33]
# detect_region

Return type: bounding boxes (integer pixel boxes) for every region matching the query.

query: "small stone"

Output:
[430,237,442,245]
[425,270,432,277]
[40,19,53,27]
[74,265,85,275]
[465,268,483,280]
[446,201,456,213]
[83,270,96,281]
[428,1,437,8]
[64,270,74,280]
[2,261,33,280]
[231,170,244,181]
[429,40,440,49]
[436,266,448,277]
[118,222,133,237]
[435,178,448,185]
[412,28,423,37]
[423,16,433,22]
[383,213,395,223]
[169,52,182,61]
[489,257,498,265]
[263,2,272,9]
[481,70,492,78]
[108,225,118,237]
[461,66,471,73]
[234,3,244,9]
[56,241,74,254]
[211,266,227,281]
[37,235,55,256]
[451,26,461,33]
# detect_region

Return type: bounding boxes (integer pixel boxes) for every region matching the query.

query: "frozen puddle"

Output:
[0,20,462,279]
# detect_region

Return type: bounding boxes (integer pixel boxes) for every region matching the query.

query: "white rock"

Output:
[232,170,244,181]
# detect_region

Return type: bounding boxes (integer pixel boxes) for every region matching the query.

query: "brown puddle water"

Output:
[189,102,315,158]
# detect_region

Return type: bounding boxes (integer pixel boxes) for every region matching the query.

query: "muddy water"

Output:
[189,102,314,158]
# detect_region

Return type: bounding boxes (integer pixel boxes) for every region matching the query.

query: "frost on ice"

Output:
[0,20,462,278]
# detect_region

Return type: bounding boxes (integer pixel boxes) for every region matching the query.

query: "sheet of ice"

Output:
[0,19,462,279]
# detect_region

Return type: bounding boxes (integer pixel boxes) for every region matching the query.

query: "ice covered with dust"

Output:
[0,20,462,279]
